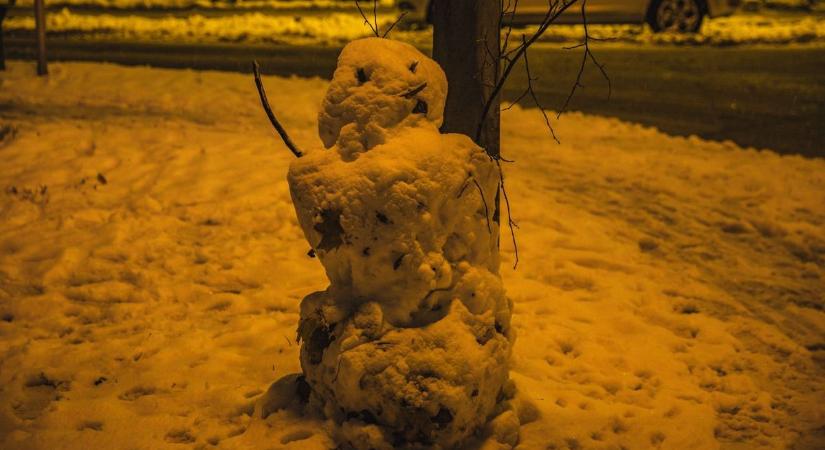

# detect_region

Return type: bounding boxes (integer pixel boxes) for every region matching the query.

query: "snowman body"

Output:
[288,38,513,449]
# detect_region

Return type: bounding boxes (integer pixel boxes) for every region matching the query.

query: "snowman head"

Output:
[318,38,448,159]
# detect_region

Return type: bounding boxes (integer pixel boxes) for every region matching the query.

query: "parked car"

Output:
[398,0,739,33]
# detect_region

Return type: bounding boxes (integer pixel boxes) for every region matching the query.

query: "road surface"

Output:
[4,35,825,157]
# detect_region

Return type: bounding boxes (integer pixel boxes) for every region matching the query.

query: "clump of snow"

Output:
[0,61,823,449]
[288,38,512,448]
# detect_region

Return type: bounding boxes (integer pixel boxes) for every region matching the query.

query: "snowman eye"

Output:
[413,100,428,114]
[409,61,418,73]
[356,68,368,84]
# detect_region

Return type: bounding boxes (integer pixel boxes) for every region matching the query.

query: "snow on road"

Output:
[0,62,823,449]
[5,8,825,47]
[6,9,401,47]
[12,0,395,10]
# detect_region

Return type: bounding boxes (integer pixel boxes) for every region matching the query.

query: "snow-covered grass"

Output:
[6,9,825,47]
[0,61,823,449]
[529,12,825,45]
[759,0,819,11]
[398,12,825,47]
[12,0,394,11]
[5,9,401,46]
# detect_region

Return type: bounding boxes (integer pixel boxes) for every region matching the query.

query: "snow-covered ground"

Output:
[0,61,823,449]
[5,9,825,47]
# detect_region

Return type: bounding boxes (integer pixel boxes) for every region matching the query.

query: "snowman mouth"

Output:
[399,82,427,99]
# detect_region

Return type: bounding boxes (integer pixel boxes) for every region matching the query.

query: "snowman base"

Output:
[298,291,511,449]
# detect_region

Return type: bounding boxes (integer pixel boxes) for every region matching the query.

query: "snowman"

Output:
[287,38,514,449]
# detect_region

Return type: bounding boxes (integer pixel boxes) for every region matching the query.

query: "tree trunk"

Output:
[432,0,501,158]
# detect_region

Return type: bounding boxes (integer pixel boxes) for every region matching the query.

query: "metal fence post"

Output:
[34,0,47,75]
[0,4,7,71]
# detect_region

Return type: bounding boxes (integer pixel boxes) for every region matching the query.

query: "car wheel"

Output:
[647,0,704,33]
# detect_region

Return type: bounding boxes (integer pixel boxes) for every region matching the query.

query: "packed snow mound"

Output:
[318,38,448,160]
[297,295,511,449]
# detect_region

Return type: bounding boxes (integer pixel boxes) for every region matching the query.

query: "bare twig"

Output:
[422,287,451,303]
[477,0,610,271]
[399,82,427,99]
[355,0,379,37]
[558,0,611,117]
[495,159,519,269]
[476,0,580,144]
[502,88,530,111]
[456,176,471,198]
[373,0,378,35]
[481,31,499,77]
[252,61,303,158]
[456,175,493,234]
[520,35,559,143]
[332,357,342,382]
[382,11,408,38]
[472,178,493,234]
[500,0,519,57]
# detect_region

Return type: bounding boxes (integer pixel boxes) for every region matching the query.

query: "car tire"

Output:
[647,0,705,33]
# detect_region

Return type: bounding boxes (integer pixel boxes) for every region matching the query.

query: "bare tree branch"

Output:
[500,0,519,57]
[382,11,408,38]
[495,159,519,269]
[558,0,612,118]
[456,175,493,235]
[502,87,530,111]
[355,0,379,37]
[472,178,492,234]
[373,0,378,35]
[252,61,304,158]
[476,0,580,144]
[521,35,560,143]
[444,0,611,272]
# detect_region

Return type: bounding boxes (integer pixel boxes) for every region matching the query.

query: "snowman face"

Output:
[318,38,448,156]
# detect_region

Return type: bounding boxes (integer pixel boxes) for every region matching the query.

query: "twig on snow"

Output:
[472,178,493,234]
[456,175,493,235]
[252,61,304,158]
[495,159,519,269]
[399,82,427,99]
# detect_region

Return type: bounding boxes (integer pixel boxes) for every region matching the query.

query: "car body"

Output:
[398,0,739,32]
